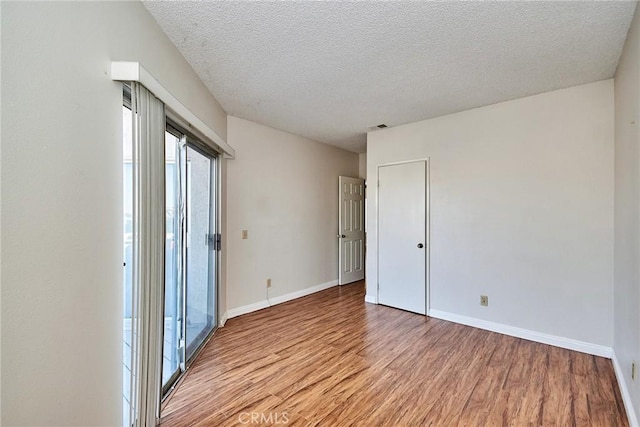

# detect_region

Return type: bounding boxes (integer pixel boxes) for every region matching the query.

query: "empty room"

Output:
[2,1,640,426]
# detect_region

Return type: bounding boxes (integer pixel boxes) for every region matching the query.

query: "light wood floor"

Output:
[160,281,628,426]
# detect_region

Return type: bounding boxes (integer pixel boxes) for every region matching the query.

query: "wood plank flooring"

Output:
[160,281,628,426]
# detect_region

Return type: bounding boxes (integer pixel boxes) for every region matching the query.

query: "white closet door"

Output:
[378,161,427,315]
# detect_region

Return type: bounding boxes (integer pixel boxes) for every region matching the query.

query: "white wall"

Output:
[1,2,228,425]
[226,116,358,311]
[367,80,614,347]
[359,153,367,179]
[614,5,640,424]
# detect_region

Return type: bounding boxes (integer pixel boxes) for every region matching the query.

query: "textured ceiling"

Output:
[144,1,636,153]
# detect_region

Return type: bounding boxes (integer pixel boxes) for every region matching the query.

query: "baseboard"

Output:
[364,294,377,304]
[219,311,228,327]
[227,279,338,319]
[612,351,639,427]
[429,309,612,358]
[227,300,270,319]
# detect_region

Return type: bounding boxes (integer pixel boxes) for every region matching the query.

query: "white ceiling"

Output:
[144,1,636,154]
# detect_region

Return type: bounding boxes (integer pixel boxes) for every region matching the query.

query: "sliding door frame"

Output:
[160,112,221,401]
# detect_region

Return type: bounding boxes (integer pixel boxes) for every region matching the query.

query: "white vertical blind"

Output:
[129,82,166,427]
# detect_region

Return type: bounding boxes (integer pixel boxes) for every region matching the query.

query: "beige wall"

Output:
[1,2,227,425]
[226,116,358,311]
[614,5,640,424]
[367,80,614,347]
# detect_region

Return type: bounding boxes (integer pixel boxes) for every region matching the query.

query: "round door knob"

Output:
[417,243,424,248]
[342,234,346,238]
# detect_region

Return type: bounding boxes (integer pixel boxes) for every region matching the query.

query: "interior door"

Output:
[378,161,427,314]
[338,176,365,285]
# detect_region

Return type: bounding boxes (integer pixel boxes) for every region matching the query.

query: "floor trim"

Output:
[219,311,228,327]
[612,350,640,427]
[227,279,338,319]
[429,309,612,358]
[364,294,377,304]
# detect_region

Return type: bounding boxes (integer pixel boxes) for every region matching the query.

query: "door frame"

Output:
[375,158,430,316]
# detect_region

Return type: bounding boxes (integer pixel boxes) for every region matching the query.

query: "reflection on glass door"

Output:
[185,146,216,360]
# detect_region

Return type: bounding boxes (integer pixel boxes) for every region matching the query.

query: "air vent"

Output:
[376,124,388,129]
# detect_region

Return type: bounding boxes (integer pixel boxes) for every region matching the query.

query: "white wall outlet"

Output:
[242,229,248,239]
[267,278,272,288]
[480,295,489,306]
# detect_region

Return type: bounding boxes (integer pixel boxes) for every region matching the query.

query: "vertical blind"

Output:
[128,82,166,427]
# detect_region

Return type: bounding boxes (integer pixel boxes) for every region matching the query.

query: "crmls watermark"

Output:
[238,412,290,425]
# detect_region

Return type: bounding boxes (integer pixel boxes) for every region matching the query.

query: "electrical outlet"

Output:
[633,362,636,380]
[242,230,248,239]
[267,278,272,288]
[480,295,489,306]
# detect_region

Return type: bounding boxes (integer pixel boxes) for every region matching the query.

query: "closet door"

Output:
[378,160,427,315]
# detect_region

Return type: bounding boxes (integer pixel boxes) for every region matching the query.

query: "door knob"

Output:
[417,243,424,248]
[337,234,346,238]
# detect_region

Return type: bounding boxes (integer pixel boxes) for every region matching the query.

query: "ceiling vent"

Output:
[376,124,388,129]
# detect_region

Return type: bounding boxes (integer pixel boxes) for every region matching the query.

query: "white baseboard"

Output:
[612,351,639,427]
[227,279,338,319]
[227,300,270,319]
[219,311,228,327]
[364,294,377,304]
[429,309,612,358]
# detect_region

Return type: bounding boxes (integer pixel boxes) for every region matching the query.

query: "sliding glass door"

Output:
[123,87,221,425]
[185,146,217,360]
[160,125,218,397]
